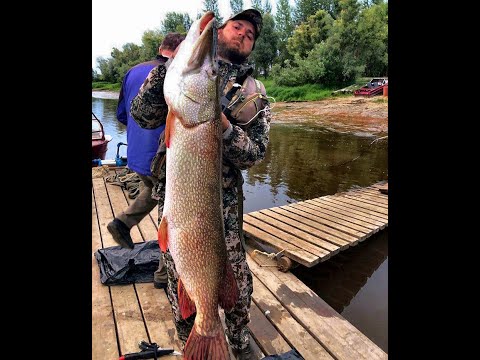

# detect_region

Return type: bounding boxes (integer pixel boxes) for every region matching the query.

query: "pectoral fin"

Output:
[158,216,169,252]
[165,110,175,148]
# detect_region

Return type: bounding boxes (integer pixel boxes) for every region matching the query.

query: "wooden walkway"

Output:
[92,169,387,360]
[243,182,388,269]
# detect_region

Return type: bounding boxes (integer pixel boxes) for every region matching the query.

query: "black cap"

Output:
[220,8,263,40]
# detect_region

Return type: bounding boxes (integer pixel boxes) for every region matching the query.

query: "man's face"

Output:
[217,19,256,64]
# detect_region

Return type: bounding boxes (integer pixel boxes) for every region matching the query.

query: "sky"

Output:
[92,0,264,70]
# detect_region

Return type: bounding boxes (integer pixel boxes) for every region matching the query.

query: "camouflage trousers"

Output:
[160,186,253,352]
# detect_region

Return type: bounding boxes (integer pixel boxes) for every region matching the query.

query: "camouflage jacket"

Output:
[130,59,272,192]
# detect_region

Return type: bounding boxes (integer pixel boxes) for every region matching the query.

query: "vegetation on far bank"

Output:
[92,77,374,102]
[93,0,387,95]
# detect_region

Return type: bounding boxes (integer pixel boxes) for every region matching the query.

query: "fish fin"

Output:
[165,110,175,148]
[183,324,230,360]
[158,216,169,252]
[178,278,196,319]
[218,261,239,311]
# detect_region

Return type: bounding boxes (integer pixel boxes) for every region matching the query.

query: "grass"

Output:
[92,82,121,91]
[91,77,373,102]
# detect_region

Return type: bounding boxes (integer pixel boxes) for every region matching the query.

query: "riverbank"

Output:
[92,90,388,134]
[273,96,388,134]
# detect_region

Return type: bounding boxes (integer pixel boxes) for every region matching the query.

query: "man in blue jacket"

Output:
[107,32,185,288]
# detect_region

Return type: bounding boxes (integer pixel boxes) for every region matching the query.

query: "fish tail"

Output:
[178,278,196,319]
[218,260,239,311]
[183,324,230,360]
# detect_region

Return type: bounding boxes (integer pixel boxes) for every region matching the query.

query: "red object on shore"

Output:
[354,78,388,97]
[92,112,112,161]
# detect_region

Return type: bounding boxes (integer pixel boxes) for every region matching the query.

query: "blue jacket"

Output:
[117,55,167,176]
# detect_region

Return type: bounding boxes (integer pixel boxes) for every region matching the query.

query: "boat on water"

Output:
[92,112,112,161]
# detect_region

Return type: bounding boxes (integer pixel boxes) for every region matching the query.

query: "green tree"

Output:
[202,0,223,23]
[108,43,144,83]
[161,12,192,34]
[356,1,387,76]
[294,0,339,23]
[92,68,100,82]
[263,0,272,14]
[317,0,364,83]
[275,0,295,63]
[251,0,263,13]
[286,10,333,58]
[97,57,116,83]
[141,29,164,60]
[229,0,244,14]
[251,13,278,77]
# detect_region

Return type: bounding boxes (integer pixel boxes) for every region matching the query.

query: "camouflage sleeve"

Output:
[130,64,168,129]
[222,103,272,170]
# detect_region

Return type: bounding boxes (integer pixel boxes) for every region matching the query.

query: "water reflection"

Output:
[92,94,388,353]
[292,230,388,352]
[243,123,387,213]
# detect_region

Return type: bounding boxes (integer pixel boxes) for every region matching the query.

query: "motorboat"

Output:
[92,112,112,161]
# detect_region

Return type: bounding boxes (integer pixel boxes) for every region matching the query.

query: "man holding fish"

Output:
[130,8,271,359]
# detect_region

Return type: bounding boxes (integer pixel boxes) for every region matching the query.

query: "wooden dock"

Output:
[243,182,388,269]
[92,169,387,360]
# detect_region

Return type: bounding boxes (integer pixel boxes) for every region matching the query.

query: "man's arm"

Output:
[130,64,168,129]
[222,103,272,170]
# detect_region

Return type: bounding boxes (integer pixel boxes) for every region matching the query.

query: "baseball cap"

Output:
[220,8,263,40]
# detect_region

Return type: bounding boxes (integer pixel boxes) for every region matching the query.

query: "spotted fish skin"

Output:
[160,11,238,360]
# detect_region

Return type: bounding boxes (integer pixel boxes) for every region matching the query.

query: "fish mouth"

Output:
[185,11,217,73]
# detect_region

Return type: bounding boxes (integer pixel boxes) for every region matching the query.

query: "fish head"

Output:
[164,11,220,126]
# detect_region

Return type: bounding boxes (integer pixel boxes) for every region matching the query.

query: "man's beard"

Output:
[217,39,248,64]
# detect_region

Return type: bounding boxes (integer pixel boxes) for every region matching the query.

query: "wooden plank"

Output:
[92,178,119,248]
[272,206,359,243]
[320,197,387,223]
[135,284,183,359]
[260,209,351,248]
[247,257,387,360]
[248,212,341,253]
[149,205,159,227]
[306,199,383,231]
[310,198,385,227]
[370,182,388,189]
[343,194,388,209]
[331,196,388,216]
[110,286,150,354]
[92,189,119,360]
[244,215,333,258]
[247,302,293,356]
[251,273,335,360]
[301,201,374,235]
[292,203,372,238]
[354,188,388,201]
[371,182,388,194]
[270,265,388,360]
[243,222,327,267]
[96,178,151,355]
[320,197,388,223]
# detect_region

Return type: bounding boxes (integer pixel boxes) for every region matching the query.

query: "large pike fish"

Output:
[160,11,239,359]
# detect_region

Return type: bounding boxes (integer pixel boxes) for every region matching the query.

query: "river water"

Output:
[92,93,388,353]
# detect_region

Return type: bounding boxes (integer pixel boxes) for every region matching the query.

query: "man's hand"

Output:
[221,112,230,131]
